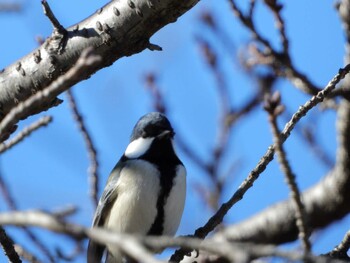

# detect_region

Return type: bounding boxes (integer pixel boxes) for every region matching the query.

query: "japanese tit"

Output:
[87,112,186,263]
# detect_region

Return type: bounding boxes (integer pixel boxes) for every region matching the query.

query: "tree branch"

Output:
[264,91,311,252]
[171,65,350,261]
[0,0,200,128]
[0,47,101,141]
[215,99,350,246]
[66,90,99,209]
[0,210,346,263]
[0,226,21,263]
[0,116,52,153]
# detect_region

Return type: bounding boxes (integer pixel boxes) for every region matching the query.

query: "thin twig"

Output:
[66,89,99,209]
[0,47,101,141]
[0,116,52,154]
[228,0,320,95]
[41,0,66,35]
[263,0,289,54]
[170,64,350,262]
[0,226,21,263]
[264,91,311,253]
[325,230,350,260]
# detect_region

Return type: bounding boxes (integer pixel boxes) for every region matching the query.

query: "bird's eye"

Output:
[141,130,148,138]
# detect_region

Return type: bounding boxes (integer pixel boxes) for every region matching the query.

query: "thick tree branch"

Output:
[0,0,200,127]
[0,48,101,140]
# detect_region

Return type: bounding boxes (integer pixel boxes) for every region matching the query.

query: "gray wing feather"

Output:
[87,160,125,263]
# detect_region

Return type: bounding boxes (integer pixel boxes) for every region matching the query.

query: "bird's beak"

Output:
[157,130,175,139]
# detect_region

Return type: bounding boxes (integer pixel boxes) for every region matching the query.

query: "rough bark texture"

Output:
[0,0,199,125]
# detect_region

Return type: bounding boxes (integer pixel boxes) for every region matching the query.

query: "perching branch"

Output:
[0,210,345,263]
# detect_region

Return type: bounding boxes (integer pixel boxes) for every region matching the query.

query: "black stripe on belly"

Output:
[138,139,182,236]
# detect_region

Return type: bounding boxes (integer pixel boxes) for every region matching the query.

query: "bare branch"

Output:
[228,0,321,95]
[66,90,99,209]
[263,0,289,53]
[0,226,21,263]
[264,91,311,253]
[171,64,350,261]
[0,116,52,153]
[0,0,200,128]
[324,230,350,261]
[0,48,101,141]
[0,210,347,263]
[0,210,162,263]
[41,0,66,35]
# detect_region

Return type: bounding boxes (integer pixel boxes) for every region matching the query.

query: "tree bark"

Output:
[0,0,199,129]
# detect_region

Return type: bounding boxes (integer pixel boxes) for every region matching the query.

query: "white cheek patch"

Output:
[124,137,154,158]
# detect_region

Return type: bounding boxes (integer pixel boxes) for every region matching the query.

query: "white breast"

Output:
[163,164,187,235]
[105,160,160,234]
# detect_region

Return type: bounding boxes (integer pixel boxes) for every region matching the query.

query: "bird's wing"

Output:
[87,159,125,263]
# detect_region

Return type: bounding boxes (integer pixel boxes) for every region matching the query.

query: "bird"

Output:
[87,112,186,263]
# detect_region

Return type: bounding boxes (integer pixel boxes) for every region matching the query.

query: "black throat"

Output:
[139,138,182,236]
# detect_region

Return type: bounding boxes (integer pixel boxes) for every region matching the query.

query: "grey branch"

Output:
[0,210,346,263]
[0,48,101,141]
[0,115,52,153]
[0,210,162,263]
[215,78,350,245]
[66,90,99,209]
[264,91,311,252]
[325,230,350,260]
[0,0,200,131]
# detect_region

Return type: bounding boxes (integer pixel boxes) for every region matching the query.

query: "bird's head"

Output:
[125,112,175,159]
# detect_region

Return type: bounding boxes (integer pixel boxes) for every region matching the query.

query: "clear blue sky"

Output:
[0,0,348,262]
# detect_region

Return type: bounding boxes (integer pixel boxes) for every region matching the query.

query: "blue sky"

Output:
[0,0,348,262]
